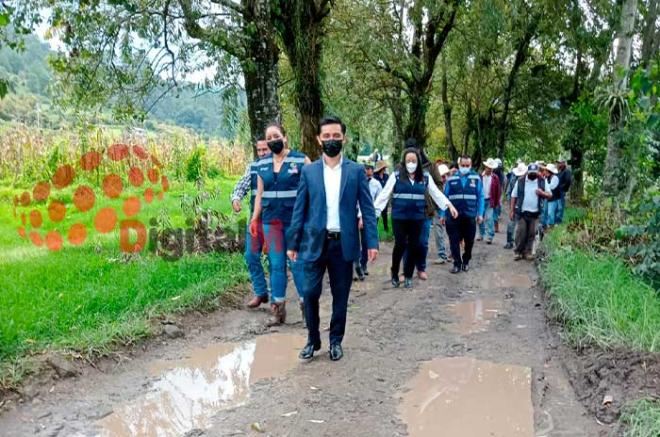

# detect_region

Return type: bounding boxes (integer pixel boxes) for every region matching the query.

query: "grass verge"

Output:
[620,399,660,437]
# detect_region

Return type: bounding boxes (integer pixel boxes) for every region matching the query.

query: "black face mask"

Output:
[322,139,343,157]
[267,139,284,154]
[528,174,538,181]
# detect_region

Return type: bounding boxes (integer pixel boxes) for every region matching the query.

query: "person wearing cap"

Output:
[433,162,451,264]
[477,158,501,244]
[440,155,485,274]
[544,163,561,228]
[374,148,458,288]
[232,138,272,310]
[510,163,552,260]
[354,163,383,280]
[504,162,527,249]
[556,158,572,223]
[373,160,390,232]
[493,158,505,232]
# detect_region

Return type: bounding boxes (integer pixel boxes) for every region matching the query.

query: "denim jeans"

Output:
[546,200,559,226]
[479,206,495,239]
[262,222,303,302]
[245,225,268,298]
[507,215,518,245]
[493,205,502,224]
[556,192,566,223]
[415,218,432,272]
[434,215,448,260]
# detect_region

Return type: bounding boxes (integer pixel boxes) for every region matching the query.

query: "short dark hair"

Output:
[318,116,346,135]
[255,134,266,142]
[400,147,425,182]
[266,121,286,137]
[459,155,472,165]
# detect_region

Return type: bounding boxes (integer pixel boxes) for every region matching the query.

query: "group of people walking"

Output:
[230,116,571,361]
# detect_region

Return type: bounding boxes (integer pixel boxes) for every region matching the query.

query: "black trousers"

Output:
[392,218,424,278]
[302,238,353,346]
[382,208,389,231]
[446,215,477,267]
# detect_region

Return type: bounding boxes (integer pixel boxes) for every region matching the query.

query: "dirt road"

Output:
[0,227,606,436]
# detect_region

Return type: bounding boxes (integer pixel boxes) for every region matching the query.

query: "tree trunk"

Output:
[569,147,584,201]
[275,0,330,160]
[441,54,458,161]
[641,0,659,69]
[404,86,430,149]
[603,0,637,198]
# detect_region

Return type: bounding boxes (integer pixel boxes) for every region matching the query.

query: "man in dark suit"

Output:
[287,116,379,362]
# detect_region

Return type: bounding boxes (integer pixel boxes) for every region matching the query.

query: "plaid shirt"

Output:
[230,164,252,202]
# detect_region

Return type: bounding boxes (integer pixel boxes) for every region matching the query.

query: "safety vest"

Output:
[257,150,307,225]
[446,171,480,217]
[391,171,429,221]
[514,177,546,216]
[249,153,271,212]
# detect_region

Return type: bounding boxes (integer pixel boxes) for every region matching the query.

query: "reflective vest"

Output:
[446,171,480,217]
[391,171,428,221]
[257,150,306,225]
[249,153,271,212]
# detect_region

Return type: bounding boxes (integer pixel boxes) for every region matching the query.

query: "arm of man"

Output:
[230,165,251,211]
[427,177,458,218]
[373,173,396,217]
[357,166,379,261]
[510,180,519,219]
[286,167,310,261]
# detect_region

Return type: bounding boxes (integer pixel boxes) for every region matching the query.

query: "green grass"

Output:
[0,174,250,385]
[540,226,660,352]
[620,399,660,437]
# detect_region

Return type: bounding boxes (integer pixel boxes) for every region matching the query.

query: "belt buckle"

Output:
[327,231,340,240]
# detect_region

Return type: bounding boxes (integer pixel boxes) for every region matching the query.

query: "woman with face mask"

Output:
[250,123,311,325]
[373,148,459,288]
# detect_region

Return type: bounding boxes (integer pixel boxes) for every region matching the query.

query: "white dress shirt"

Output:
[373,171,451,216]
[482,173,492,200]
[323,156,342,231]
[368,177,383,201]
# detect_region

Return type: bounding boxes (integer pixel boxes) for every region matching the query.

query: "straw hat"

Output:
[374,160,388,173]
[437,164,450,176]
[546,163,559,174]
[512,163,527,177]
[484,158,498,169]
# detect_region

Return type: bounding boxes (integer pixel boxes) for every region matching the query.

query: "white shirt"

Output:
[511,176,551,213]
[323,156,342,231]
[368,178,382,201]
[373,171,451,216]
[548,174,559,191]
[482,174,492,199]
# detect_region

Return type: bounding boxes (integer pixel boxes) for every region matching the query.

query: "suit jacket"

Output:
[287,157,379,262]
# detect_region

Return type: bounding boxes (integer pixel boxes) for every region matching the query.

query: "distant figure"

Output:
[544,163,560,228]
[477,158,501,244]
[370,148,383,162]
[373,160,390,232]
[556,158,572,223]
[504,162,527,249]
[433,163,451,264]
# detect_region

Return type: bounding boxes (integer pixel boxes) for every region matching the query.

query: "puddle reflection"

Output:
[444,299,507,334]
[399,357,533,437]
[97,333,304,437]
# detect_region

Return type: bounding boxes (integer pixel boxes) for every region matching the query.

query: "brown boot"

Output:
[247,294,268,309]
[267,302,286,326]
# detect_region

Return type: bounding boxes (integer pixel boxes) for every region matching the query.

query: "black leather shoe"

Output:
[404,277,413,288]
[329,343,343,361]
[299,342,321,362]
[462,263,470,272]
[355,265,365,281]
[391,275,400,287]
[450,265,461,274]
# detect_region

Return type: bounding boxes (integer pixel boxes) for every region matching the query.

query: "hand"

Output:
[287,250,298,262]
[440,217,446,226]
[368,249,378,263]
[477,216,483,224]
[449,205,459,219]
[232,200,242,213]
[535,188,546,197]
[509,210,514,220]
[358,217,364,229]
[249,219,260,237]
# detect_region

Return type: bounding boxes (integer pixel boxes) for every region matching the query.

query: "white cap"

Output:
[437,164,450,176]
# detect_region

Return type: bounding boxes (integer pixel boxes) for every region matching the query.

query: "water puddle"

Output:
[399,357,533,437]
[97,333,305,437]
[443,299,507,334]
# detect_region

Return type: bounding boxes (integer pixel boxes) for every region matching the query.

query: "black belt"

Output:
[326,231,341,240]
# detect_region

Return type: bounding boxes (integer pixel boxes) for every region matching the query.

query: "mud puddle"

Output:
[399,357,533,437]
[97,333,305,437]
[443,299,508,334]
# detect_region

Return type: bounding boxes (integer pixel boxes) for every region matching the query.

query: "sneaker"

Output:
[391,275,400,288]
[524,253,535,261]
[476,236,483,241]
[404,277,413,288]
[504,243,513,249]
[486,238,493,245]
[434,258,447,265]
[514,253,523,261]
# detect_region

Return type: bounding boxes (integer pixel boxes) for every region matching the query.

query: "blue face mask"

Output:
[459,167,470,175]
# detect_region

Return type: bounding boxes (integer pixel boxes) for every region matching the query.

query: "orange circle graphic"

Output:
[122,197,141,217]
[29,231,43,247]
[45,231,63,251]
[81,151,102,171]
[144,188,154,204]
[20,213,26,225]
[18,227,26,238]
[52,165,75,189]
[132,145,149,160]
[108,143,129,161]
[128,167,144,187]
[94,208,118,233]
[29,210,43,228]
[157,191,164,201]
[102,174,123,199]
[33,182,51,202]
[73,185,96,212]
[48,201,66,222]
[20,191,31,206]
[161,175,170,192]
[147,168,160,184]
[68,223,87,246]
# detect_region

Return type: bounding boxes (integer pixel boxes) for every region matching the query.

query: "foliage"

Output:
[619,399,660,437]
[185,146,207,182]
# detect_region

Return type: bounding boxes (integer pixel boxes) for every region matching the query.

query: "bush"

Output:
[185,147,207,182]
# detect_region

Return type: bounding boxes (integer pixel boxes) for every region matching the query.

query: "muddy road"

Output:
[0,229,606,436]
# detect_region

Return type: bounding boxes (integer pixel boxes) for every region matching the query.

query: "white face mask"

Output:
[406,162,418,174]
